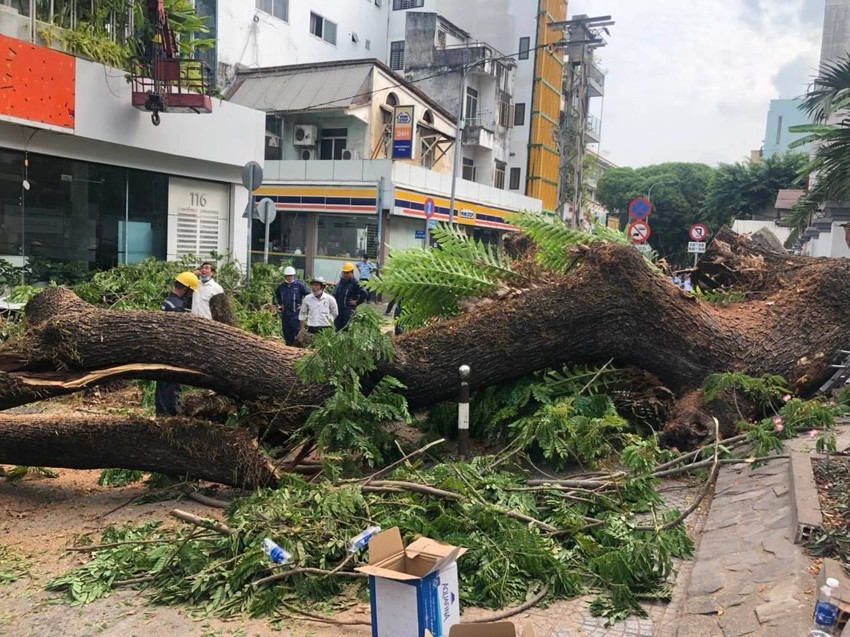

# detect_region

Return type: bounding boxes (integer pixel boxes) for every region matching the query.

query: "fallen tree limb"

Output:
[188,492,231,509]
[0,414,279,488]
[170,509,234,536]
[466,583,551,624]
[253,566,367,588]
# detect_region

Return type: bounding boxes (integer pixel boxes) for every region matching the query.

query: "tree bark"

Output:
[0,414,279,488]
[0,231,847,448]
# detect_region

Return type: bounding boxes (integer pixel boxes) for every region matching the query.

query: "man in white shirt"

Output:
[191,261,224,320]
[299,276,339,334]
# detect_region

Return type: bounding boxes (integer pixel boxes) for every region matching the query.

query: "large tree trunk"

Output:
[0,230,847,458]
[0,414,279,488]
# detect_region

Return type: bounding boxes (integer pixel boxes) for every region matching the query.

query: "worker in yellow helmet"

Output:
[333,261,366,330]
[155,271,198,416]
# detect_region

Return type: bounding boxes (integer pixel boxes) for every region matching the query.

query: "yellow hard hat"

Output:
[341,262,356,273]
[175,271,199,292]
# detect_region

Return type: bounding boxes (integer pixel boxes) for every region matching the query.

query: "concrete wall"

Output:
[762,99,813,158]
[820,0,850,69]
[216,0,389,87]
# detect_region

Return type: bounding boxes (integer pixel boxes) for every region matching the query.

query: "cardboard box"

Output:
[449,621,537,637]
[356,527,467,637]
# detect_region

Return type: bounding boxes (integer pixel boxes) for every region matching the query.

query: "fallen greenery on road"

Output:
[0,546,29,585]
[47,444,693,623]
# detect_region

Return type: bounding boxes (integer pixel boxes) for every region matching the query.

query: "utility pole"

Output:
[549,15,614,227]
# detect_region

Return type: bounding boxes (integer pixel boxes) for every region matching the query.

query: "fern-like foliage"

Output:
[366,222,513,328]
[701,372,789,407]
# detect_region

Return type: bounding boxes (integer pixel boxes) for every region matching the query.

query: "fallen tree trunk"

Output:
[0,232,848,447]
[0,414,279,488]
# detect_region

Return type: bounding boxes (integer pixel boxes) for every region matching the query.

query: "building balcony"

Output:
[587,62,605,98]
[435,41,515,81]
[462,120,495,150]
[586,114,602,144]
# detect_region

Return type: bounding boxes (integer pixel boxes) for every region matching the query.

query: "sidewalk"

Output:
[669,457,814,636]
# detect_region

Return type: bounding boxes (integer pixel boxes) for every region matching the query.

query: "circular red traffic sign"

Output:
[689,223,709,241]
[628,221,651,244]
[628,197,653,220]
[424,198,435,220]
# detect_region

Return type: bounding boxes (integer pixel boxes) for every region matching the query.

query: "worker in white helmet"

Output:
[274,265,309,346]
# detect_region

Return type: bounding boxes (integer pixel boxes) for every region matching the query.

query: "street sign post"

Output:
[257,198,277,264]
[628,220,651,244]
[687,242,707,253]
[628,197,653,220]
[689,223,709,242]
[635,244,653,255]
[423,197,436,244]
[242,161,264,282]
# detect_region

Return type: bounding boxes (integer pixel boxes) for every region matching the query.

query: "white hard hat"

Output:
[309,276,326,285]
[284,266,296,276]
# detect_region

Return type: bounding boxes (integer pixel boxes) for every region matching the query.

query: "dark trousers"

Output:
[281,314,300,346]
[307,325,332,334]
[155,381,181,416]
[360,280,371,303]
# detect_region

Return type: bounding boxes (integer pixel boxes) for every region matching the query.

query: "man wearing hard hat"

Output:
[274,266,309,346]
[299,276,339,335]
[333,262,366,330]
[156,271,199,416]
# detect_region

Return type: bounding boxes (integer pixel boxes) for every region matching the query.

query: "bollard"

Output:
[458,364,471,458]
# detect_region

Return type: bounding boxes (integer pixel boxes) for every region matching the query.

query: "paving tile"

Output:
[755,599,796,624]
[689,563,726,595]
[717,605,759,636]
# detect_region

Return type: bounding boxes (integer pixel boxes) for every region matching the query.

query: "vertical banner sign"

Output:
[392,105,416,159]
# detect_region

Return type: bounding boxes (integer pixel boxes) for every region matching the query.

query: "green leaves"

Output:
[701,372,789,407]
[0,546,29,585]
[368,223,514,328]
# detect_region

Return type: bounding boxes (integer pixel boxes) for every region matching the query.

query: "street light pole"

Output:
[646,180,673,204]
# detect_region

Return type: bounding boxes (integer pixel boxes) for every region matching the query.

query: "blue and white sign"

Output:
[391,105,416,160]
[415,230,426,239]
[424,198,435,220]
[428,219,438,229]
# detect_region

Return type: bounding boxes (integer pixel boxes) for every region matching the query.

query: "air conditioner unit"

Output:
[300,148,317,161]
[341,149,360,160]
[294,124,318,146]
[351,32,360,43]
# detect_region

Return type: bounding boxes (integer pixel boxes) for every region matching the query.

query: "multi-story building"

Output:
[0,4,263,279]
[204,0,567,210]
[227,59,541,281]
[386,0,567,210]
[761,99,813,158]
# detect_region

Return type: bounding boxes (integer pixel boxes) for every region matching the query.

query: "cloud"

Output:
[570,0,823,167]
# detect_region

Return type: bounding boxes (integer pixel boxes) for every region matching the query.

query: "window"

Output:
[390,41,405,71]
[386,92,399,107]
[256,0,288,21]
[437,30,446,49]
[422,109,434,124]
[462,158,476,182]
[319,128,348,160]
[365,39,371,50]
[498,96,511,128]
[518,36,530,60]
[393,0,424,9]
[315,215,378,282]
[420,139,435,169]
[775,115,784,145]
[251,210,307,272]
[265,113,282,161]
[513,103,526,127]
[465,86,478,121]
[509,167,521,190]
[494,162,506,190]
[310,12,337,45]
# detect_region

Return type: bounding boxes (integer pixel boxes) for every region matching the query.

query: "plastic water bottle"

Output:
[261,538,292,565]
[809,577,840,636]
[347,525,381,553]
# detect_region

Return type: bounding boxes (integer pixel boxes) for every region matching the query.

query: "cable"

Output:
[270,40,563,114]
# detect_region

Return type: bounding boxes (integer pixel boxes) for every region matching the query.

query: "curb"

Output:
[788,451,824,544]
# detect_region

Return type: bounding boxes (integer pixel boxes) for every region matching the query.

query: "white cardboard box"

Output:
[356,527,466,637]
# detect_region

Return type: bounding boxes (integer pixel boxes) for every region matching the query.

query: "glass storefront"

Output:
[0,149,168,282]
[315,214,377,282]
[251,211,308,276]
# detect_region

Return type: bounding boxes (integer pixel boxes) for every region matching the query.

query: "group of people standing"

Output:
[274,253,376,346]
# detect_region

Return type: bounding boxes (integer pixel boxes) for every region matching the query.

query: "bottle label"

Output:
[814,600,838,625]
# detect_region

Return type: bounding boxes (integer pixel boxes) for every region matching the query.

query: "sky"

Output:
[569,0,825,168]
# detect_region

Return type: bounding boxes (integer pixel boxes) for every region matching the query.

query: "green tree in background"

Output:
[597,163,714,264]
[701,153,808,230]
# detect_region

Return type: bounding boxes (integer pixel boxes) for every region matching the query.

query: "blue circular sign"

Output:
[628,197,652,220]
[424,198,435,220]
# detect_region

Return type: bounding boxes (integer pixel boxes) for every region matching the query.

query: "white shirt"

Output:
[299,292,339,327]
[191,278,224,320]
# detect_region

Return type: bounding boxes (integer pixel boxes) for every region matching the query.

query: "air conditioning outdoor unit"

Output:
[294,124,318,146]
[341,149,360,160]
[300,148,317,160]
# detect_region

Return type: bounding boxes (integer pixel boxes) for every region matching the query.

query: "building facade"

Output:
[761,99,813,158]
[227,60,542,282]
[0,12,264,280]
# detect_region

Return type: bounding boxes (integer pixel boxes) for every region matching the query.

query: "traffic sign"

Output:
[256,198,277,225]
[241,161,263,192]
[628,197,653,220]
[689,223,709,241]
[628,221,651,244]
[427,218,437,229]
[424,197,436,220]
[635,244,653,254]
[688,241,707,254]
